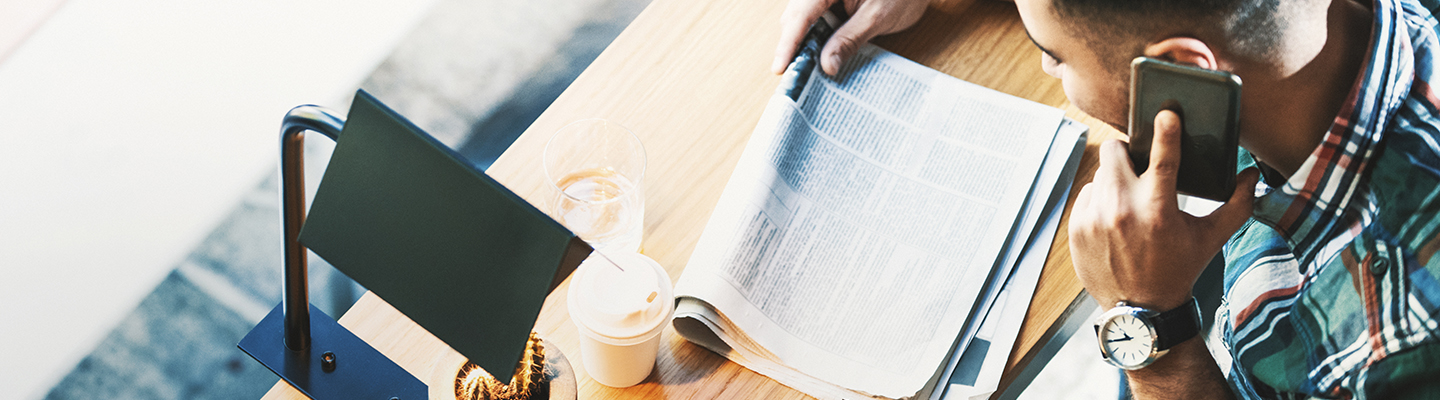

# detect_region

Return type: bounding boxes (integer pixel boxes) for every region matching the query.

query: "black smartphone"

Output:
[1128,57,1243,202]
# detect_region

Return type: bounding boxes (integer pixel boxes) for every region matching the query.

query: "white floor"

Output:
[0,1,438,397]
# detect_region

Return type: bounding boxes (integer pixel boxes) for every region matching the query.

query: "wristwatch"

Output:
[1093,297,1202,370]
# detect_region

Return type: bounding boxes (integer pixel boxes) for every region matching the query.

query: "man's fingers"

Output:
[1096,138,1137,185]
[774,0,834,74]
[819,7,880,75]
[1202,167,1259,240]
[1068,183,1094,238]
[1072,183,1093,217]
[1147,109,1183,191]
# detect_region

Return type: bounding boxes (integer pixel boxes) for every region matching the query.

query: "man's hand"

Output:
[1068,110,1259,312]
[772,0,928,75]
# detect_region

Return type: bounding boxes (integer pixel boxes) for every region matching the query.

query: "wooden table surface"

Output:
[260,0,1119,398]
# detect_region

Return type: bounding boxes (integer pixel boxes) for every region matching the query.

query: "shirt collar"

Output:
[1250,0,1419,265]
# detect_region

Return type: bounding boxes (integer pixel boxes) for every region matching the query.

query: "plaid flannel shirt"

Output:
[1220,0,1440,398]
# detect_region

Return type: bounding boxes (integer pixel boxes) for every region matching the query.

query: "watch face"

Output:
[1099,311,1156,369]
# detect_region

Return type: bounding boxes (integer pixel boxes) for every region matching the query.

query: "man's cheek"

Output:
[1060,78,1085,112]
[1065,89,1112,126]
[1079,84,1129,129]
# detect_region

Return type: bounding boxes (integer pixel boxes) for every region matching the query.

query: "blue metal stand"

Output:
[240,304,426,400]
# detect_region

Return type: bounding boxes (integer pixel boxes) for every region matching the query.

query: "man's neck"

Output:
[1237,0,1373,178]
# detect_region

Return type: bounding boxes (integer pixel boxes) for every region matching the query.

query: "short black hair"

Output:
[1050,0,1291,70]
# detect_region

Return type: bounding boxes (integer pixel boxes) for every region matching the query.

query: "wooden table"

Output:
[260,0,1119,398]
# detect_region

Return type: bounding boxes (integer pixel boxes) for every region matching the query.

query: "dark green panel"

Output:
[299,90,591,379]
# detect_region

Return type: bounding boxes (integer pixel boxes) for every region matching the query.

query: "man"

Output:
[775,0,1440,398]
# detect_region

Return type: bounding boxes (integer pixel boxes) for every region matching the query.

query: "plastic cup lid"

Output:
[567,252,673,343]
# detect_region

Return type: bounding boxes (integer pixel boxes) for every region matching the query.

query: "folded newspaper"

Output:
[671,14,1086,400]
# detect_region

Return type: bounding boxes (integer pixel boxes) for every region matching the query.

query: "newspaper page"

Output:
[935,146,1078,400]
[673,40,1066,399]
[931,119,1087,400]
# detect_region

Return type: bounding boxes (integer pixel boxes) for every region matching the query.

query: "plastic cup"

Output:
[566,252,674,387]
[543,119,646,253]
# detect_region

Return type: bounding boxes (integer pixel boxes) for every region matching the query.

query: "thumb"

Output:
[1202,167,1260,238]
[819,10,880,75]
[1146,109,1183,192]
[774,0,835,74]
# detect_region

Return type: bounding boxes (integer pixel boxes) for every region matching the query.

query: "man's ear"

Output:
[1143,37,1220,70]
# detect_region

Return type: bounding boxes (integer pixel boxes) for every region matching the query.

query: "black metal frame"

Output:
[278,105,344,352]
[238,105,426,400]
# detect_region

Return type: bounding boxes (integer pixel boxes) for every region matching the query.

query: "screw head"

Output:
[320,351,337,372]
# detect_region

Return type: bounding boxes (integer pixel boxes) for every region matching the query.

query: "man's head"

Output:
[1015,0,1317,130]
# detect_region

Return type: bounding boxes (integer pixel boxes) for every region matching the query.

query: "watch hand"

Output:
[1106,334,1134,343]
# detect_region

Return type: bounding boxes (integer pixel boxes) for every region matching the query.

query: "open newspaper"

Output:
[671,15,1085,400]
